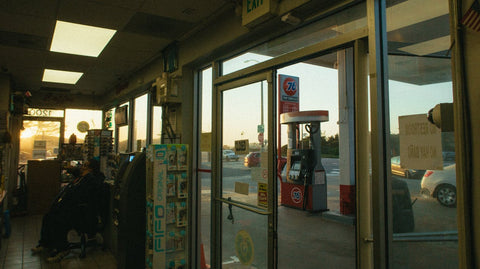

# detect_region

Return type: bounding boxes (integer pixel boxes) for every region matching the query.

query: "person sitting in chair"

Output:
[31,158,105,262]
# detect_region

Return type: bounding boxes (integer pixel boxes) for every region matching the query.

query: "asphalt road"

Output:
[199,157,458,232]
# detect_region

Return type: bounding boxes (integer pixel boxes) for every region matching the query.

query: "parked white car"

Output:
[420,164,456,207]
[222,149,239,161]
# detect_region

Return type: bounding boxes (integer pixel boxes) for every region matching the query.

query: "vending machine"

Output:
[146,144,189,269]
[280,111,329,212]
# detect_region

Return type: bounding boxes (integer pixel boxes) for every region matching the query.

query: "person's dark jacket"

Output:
[50,171,105,233]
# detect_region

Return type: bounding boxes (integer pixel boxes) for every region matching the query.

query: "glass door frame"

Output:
[211,70,276,269]
[206,26,370,268]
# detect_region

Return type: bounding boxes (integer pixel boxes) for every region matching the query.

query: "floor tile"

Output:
[2,215,118,269]
[22,262,42,269]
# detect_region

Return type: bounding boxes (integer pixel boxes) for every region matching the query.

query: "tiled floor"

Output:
[0,215,117,269]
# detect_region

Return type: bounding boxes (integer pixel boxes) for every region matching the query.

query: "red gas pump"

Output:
[280,111,329,212]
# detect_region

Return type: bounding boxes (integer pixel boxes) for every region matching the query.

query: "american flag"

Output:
[461,0,480,32]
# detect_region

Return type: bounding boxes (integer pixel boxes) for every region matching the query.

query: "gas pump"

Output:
[280,111,328,212]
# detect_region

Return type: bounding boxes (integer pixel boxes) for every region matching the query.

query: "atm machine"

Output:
[280,110,329,212]
[115,152,146,269]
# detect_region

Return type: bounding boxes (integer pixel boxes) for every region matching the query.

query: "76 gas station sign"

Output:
[278,74,299,113]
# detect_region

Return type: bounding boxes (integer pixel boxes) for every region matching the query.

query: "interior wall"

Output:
[179,66,194,147]
[29,92,104,110]
[0,74,19,209]
[0,74,10,110]
[102,59,164,108]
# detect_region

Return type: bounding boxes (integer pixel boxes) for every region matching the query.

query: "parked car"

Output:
[244,152,261,167]
[442,151,456,166]
[391,156,425,179]
[421,164,456,207]
[222,149,239,161]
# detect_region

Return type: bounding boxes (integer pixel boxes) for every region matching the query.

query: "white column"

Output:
[337,49,355,215]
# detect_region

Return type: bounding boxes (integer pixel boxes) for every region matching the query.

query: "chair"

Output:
[68,182,110,258]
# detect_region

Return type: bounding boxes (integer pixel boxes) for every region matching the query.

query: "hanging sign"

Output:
[33,140,46,149]
[278,74,299,114]
[235,139,249,155]
[26,108,64,117]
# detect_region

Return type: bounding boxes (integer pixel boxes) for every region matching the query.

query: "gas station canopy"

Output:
[280,110,329,124]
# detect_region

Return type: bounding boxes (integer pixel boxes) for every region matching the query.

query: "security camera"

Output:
[427,103,454,132]
[281,13,302,25]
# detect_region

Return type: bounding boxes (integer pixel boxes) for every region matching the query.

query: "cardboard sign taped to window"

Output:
[399,114,443,170]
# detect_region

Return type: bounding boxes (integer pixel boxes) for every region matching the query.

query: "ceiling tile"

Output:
[0,0,59,19]
[122,12,194,39]
[140,0,227,23]
[0,45,47,68]
[7,66,44,90]
[44,51,97,72]
[108,31,170,52]
[0,30,49,51]
[88,0,144,10]
[0,11,55,37]
[57,0,135,30]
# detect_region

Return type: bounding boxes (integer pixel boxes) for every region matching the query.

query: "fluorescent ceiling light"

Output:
[50,20,116,57]
[42,69,84,84]
[398,36,451,56]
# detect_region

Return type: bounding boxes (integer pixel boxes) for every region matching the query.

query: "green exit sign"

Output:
[242,0,273,27]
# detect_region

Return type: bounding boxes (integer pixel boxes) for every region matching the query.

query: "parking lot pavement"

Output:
[393,176,457,232]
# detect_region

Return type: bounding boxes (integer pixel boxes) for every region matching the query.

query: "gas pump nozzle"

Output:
[299,151,316,210]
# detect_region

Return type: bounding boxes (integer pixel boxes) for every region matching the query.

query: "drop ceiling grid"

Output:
[56,0,136,30]
[0,45,47,68]
[43,51,97,72]
[0,0,59,20]
[139,0,228,22]
[107,31,170,53]
[0,11,55,38]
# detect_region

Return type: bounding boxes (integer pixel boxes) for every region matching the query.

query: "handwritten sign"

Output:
[399,114,443,170]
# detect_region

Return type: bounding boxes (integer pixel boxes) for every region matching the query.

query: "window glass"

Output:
[117,102,129,153]
[199,67,212,266]
[133,94,148,151]
[152,106,162,144]
[64,109,102,143]
[222,3,366,75]
[386,0,457,267]
[19,121,61,164]
[106,108,116,148]
[276,50,356,268]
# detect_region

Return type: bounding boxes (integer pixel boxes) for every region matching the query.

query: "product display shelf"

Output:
[146,144,188,269]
